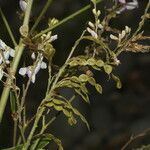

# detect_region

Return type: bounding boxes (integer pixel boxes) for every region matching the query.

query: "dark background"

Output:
[0,0,150,150]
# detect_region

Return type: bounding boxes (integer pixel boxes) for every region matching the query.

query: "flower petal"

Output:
[9,49,15,57]
[0,68,4,80]
[19,67,27,76]
[19,0,27,12]
[40,62,47,69]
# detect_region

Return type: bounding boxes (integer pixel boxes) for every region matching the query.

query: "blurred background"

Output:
[0,0,150,149]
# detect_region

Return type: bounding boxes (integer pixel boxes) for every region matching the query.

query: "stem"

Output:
[23,31,85,150]
[30,95,76,150]
[0,0,33,122]
[0,8,17,47]
[22,107,45,150]
[13,120,17,146]
[116,0,150,56]
[32,0,102,40]
[30,0,53,34]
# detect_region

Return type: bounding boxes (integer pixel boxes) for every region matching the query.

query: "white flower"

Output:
[0,39,15,64]
[118,0,126,4]
[87,27,98,38]
[31,52,36,60]
[50,35,58,42]
[19,56,47,83]
[0,67,4,80]
[88,21,95,28]
[110,34,118,40]
[117,0,138,14]
[19,0,27,12]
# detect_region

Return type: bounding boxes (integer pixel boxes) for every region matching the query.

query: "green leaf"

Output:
[88,77,96,86]
[91,65,101,70]
[71,107,90,131]
[35,134,63,150]
[68,60,79,67]
[45,102,54,107]
[68,116,77,126]
[75,89,90,103]
[80,83,88,94]
[96,59,104,67]
[103,64,112,74]
[1,145,23,150]
[95,84,102,94]
[111,74,122,89]
[62,109,71,117]
[70,76,80,83]
[53,99,66,105]
[53,105,63,111]
[87,58,96,66]
[79,74,89,82]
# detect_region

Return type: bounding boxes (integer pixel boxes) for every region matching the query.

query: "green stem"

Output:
[23,30,85,150]
[0,43,24,122]
[30,95,76,150]
[0,8,17,47]
[30,0,53,34]
[0,0,33,123]
[13,120,17,146]
[32,0,102,40]
[22,107,45,150]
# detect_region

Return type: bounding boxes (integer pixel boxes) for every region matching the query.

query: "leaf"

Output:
[111,74,122,89]
[68,60,79,67]
[53,99,66,105]
[45,102,54,107]
[68,116,77,126]
[103,64,112,74]
[95,84,102,94]
[1,145,23,150]
[75,89,90,103]
[53,105,63,111]
[57,80,79,88]
[35,134,63,150]
[71,107,90,131]
[87,58,96,66]
[80,83,88,94]
[96,59,104,67]
[88,77,96,86]
[79,74,89,82]
[70,76,80,83]
[62,109,71,117]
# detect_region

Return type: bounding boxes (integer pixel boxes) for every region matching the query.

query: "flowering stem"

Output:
[32,0,103,40]
[0,8,17,47]
[30,0,53,34]
[0,0,33,123]
[23,30,86,150]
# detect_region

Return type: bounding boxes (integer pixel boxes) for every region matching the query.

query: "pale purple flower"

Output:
[118,0,126,4]
[117,0,138,14]
[19,0,27,12]
[19,55,47,83]
[0,39,15,64]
